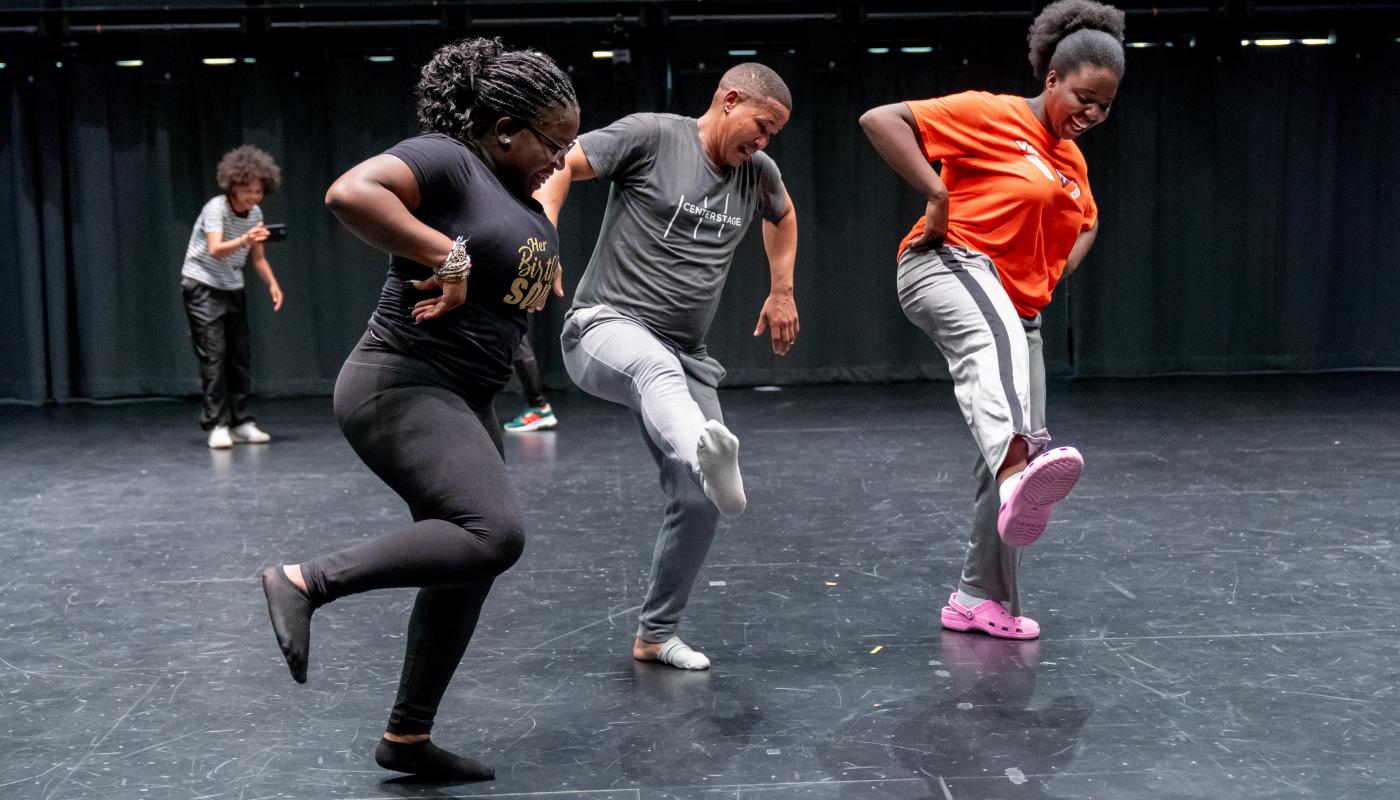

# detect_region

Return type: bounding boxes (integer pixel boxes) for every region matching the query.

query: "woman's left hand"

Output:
[410,274,467,323]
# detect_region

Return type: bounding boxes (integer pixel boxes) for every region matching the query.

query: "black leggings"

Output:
[301,333,525,736]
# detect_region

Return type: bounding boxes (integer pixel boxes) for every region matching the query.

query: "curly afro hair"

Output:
[216,145,282,195]
[416,37,577,145]
[1027,0,1126,81]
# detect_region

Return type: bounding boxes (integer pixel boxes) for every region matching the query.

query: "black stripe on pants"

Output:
[936,247,1025,433]
[301,335,524,736]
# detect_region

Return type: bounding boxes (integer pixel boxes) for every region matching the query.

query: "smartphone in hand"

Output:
[264,223,288,242]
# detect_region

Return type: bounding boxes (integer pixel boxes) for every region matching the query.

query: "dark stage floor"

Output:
[3,374,1398,799]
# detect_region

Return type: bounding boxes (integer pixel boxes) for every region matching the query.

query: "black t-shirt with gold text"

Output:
[367,134,561,402]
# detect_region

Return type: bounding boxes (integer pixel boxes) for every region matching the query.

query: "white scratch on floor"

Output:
[512,604,644,657]
[1104,578,1138,599]
[44,669,167,800]
[109,732,196,762]
[495,717,538,756]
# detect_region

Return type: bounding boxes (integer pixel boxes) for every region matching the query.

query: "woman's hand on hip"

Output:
[409,274,467,323]
[907,195,948,252]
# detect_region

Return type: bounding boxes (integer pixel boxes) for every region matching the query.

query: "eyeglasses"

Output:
[521,120,576,159]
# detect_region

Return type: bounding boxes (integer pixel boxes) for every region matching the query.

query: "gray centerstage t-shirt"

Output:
[572,113,788,354]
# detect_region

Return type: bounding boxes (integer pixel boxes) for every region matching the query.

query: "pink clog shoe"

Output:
[940,593,1041,640]
[997,446,1083,547]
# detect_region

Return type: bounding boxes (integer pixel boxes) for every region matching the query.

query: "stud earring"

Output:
[723,106,731,115]
[502,136,512,145]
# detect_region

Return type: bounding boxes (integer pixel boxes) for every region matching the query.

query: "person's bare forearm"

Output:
[536,146,595,226]
[859,104,947,201]
[325,178,452,268]
[762,207,797,295]
[209,233,251,259]
[536,162,573,226]
[251,257,277,287]
[1063,222,1099,277]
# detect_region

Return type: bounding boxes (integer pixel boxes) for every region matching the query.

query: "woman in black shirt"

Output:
[260,38,578,782]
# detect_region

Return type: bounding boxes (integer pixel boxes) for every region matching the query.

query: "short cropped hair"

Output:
[719,62,792,110]
[216,145,282,194]
[1027,0,1127,81]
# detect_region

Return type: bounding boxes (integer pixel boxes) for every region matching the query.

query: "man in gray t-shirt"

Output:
[539,63,799,671]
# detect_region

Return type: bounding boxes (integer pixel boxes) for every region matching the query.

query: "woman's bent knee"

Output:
[472,516,525,576]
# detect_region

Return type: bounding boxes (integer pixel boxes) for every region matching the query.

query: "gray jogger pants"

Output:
[897,245,1049,616]
[561,305,726,643]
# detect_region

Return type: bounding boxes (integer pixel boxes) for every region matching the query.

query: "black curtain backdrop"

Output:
[3,36,1398,404]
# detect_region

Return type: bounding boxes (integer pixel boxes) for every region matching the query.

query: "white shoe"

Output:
[207,425,233,449]
[231,421,271,443]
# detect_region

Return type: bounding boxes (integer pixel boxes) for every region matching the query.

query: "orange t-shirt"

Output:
[898,91,1098,318]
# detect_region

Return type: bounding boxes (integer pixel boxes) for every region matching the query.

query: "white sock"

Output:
[954,589,986,610]
[998,471,1023,505]
[657,636,711,670]
[697,420,746,519]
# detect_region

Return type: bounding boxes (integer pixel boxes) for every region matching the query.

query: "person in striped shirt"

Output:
[180,145,284,449]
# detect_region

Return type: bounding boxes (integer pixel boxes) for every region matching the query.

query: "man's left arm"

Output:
[1062,219,1099,279]
[756,188,798,356]
[249,242,283,311]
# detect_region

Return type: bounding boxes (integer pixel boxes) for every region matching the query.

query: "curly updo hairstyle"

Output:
[216,145,282,195]
[416,37,577,148]
[1027,0,1127,81]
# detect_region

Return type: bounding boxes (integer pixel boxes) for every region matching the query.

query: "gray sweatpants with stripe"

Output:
[561,304,725,643]
[898,245,1050,616]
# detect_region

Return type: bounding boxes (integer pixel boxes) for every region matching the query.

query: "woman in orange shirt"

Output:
[860,0,1125,639]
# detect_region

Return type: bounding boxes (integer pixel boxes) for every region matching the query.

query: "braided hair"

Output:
[416,37,577,147]
[1027,0,1126,81]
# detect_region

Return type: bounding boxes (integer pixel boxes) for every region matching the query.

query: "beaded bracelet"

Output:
[435,236,472,284]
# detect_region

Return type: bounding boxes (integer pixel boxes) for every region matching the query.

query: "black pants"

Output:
[182,280,253,430]
[300,333,525,736]
[512,335,548,408]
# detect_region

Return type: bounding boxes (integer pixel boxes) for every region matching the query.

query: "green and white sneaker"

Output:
[504,404,558,432]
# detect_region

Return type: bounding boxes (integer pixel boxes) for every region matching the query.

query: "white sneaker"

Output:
[207,425,233,449]
[231,421,271,443]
